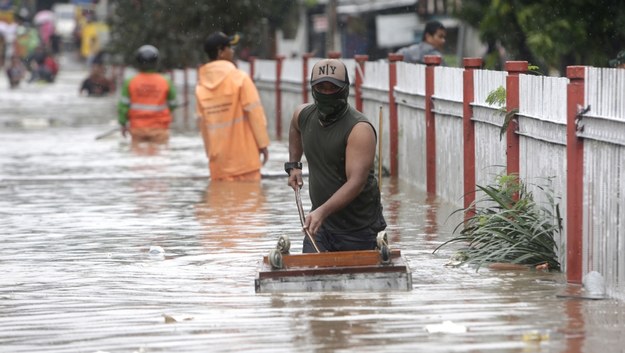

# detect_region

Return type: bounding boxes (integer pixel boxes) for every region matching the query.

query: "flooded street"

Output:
[2,59,625,353]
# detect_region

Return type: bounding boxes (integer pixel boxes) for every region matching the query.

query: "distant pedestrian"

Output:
[6,54,26,88]
[396,20,447,65]
[609,50,625,68]
[0,32,5,67]
[26,46,58,83]
[195,31,270,181]
[118,45,177,144]
[80,63,113,96]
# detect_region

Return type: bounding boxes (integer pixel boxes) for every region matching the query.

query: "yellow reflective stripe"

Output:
[243,101,261,112]
[205,116,247,130]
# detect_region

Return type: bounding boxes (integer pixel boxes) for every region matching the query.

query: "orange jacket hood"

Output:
[197,60,242,90]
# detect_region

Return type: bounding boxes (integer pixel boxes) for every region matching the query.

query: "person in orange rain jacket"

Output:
[195,32,270,181]
[118,45,177,144]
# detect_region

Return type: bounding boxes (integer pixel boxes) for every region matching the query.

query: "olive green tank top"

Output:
[298,104,385,232]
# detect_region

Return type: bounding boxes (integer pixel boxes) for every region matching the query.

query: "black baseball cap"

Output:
[204,32,240,53]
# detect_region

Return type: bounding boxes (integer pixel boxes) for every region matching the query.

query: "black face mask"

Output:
[312,84,349,126]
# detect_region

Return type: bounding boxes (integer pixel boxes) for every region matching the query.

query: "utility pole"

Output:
[326,0,338,55]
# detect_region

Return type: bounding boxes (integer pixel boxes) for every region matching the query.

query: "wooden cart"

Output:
[255,248,413,293]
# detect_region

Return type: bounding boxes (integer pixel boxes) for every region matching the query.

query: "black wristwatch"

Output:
[284,161,303,175]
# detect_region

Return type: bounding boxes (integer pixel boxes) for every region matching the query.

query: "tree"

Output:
[106,0,299,70]
[457,0,625,73]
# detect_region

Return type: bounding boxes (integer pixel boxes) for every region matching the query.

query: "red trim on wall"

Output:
[462,58,482,220]
[388,53,403,176]
[566,66,586,284]
[424,55,441,194]
[504,61,528,177]
[354,55,368,113]
[275,55,285,140]
[302,53,312,104]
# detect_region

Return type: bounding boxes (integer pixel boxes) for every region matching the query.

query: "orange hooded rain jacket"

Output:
[195,60,270,180]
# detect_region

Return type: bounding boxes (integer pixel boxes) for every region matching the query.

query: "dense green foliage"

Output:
[107,0,625,73]
[435,175,562,271]
[457,0,625,72]
[107,0,299,69]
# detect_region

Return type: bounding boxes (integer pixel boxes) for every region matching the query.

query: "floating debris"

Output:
[522,330,550,343]
[425,321,467,334]
[148,246,165,260]
[162,314,194,324]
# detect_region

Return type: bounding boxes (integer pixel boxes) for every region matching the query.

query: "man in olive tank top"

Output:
[286,58,386,253]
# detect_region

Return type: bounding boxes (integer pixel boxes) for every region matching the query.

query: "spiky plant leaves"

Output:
[434,174,562,271]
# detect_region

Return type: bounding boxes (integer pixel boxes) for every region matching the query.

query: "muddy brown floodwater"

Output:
[1,59,625,353]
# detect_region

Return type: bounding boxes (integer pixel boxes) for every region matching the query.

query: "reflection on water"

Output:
[2,85,625,352]
[269,294,395,351]
[130,139,169,157]
[195,180,268,249]
[564,299,584,353]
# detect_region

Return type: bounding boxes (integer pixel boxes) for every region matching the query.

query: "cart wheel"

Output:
[268,249,283,269]
[380,244,391,265]
[376,231,388,249]
[276,234,291,254]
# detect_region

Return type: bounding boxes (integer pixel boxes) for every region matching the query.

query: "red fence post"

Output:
[424,55,441,194]
[504,61,528,177]
[183,68,189,127]
[249,56,256,80]
[302,53,313,103]
[463,58,483,220]
[388,53,403,177]
[275,55,285,140]
[328,51,341,59]
[196,65,202,129]
[566,66,586,284]
[354,55,368,113]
